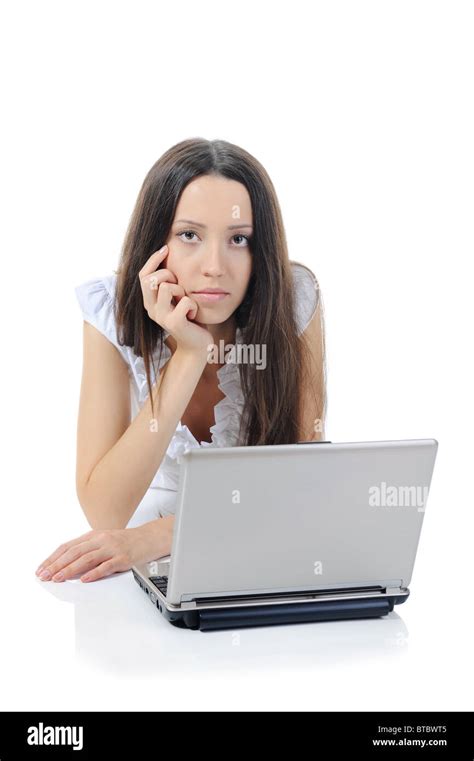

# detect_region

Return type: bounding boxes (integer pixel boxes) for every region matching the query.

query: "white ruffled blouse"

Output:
[74,261,319,522]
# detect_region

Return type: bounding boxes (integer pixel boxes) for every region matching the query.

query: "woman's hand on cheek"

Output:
[34,527,150,584]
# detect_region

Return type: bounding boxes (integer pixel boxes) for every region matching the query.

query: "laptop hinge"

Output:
[182,584,396,606]
[180,601,198,610]
[385,586,404,595]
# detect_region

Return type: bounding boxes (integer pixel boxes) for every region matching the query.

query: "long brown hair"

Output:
[114,137,326,445]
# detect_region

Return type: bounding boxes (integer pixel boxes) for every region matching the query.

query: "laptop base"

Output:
[174,597,406,631]
[132,570,409,631]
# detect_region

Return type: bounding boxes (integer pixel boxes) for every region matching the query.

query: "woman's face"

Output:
[164,174,253,325]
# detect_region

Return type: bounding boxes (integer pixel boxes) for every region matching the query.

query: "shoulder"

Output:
[74,273,117,316]
[74,273,128,361]
[290,261,320,335]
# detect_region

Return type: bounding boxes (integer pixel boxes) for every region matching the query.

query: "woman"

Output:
[35,137,327,584]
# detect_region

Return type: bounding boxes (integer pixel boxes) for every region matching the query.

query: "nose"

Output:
[200,241,226,278]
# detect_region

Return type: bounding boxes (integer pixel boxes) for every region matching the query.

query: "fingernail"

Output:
[39,569,51,580]
[158,244,167,253]
[36,567,44,576]
[52,571,64,581]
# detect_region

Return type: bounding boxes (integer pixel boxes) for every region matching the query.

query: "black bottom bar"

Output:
[0,710,467,757]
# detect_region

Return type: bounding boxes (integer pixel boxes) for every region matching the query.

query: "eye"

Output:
[232,234,251,247]
[176,230,252,246]
[177,230,199,243]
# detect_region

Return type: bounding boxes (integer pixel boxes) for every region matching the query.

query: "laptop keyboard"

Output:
[150,575,168,597]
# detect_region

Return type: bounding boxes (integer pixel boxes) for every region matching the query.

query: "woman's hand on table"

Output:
[35,516,174,583]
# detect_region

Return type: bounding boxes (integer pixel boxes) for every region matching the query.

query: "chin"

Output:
[196,305,230,319]
[197,316,225,325]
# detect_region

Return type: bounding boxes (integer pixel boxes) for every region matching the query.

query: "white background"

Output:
[1,0,473,711]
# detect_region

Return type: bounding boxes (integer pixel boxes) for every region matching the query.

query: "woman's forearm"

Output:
[36,515,176,583]
[78,348,208,529]
[134,514,175,561]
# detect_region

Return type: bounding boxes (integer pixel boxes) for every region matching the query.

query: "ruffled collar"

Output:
[133,326,246,460]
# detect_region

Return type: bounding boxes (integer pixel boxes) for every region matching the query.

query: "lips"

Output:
[192,289,229,294]
[192,291,229,303]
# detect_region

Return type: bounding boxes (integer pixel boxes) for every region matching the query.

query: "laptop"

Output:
[132,438,438,631]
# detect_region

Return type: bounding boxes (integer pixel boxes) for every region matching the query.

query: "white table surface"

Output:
[1,560,469,712]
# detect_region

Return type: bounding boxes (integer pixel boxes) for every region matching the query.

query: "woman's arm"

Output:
[35,514,175,583]
[76,321,208,529]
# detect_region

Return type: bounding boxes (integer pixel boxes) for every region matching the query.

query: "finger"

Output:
[144,269,178,293]
[81,557,126,583]
[41,540,102,580]
[141,276,184,317]
[50,549,111,582]
[172,295,198,322]
[35,531,95,575]
[154,282,186,317]
[138,245,168,279]
[140,269,178,310]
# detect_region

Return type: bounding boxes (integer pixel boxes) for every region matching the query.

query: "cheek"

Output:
[237,255,253,290]
[162,249,182,277]
[233,249,252,270]
[163,237,179,267]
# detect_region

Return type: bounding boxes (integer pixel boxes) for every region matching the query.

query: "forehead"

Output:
[174,175,253,224]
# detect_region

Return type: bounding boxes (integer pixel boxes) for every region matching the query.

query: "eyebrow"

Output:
[174,219,253,230]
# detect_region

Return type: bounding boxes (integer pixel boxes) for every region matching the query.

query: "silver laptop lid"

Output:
[165,439,438,606]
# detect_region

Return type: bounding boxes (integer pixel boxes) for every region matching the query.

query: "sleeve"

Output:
[74,275,130,364]
[291,261,320,335]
